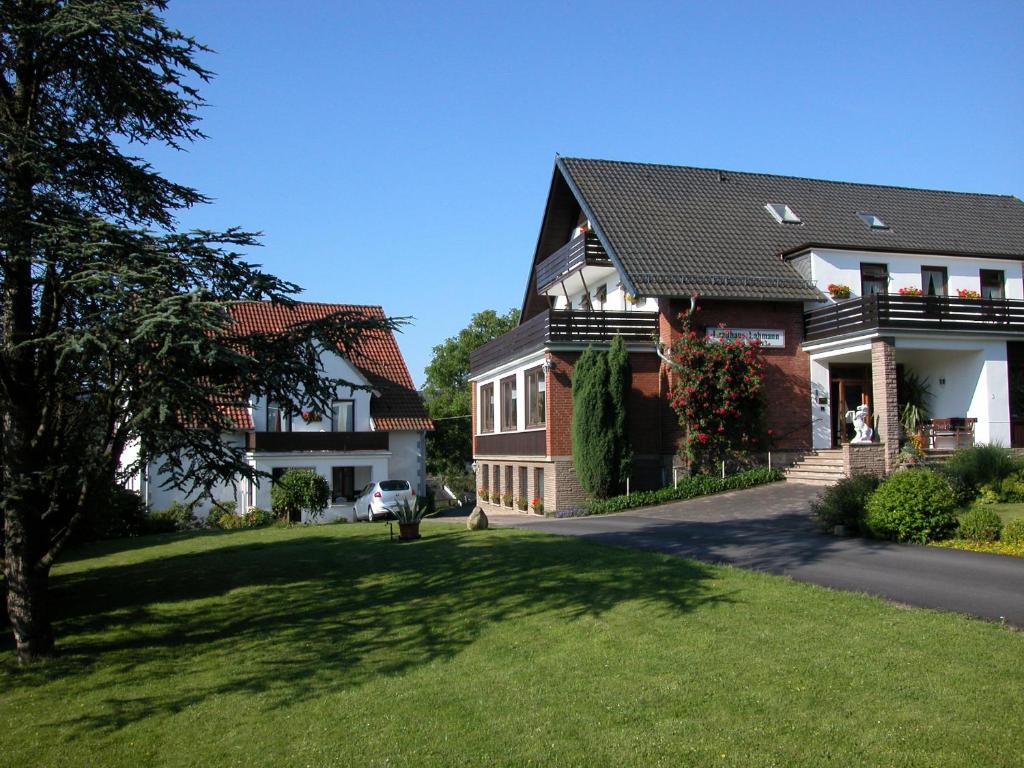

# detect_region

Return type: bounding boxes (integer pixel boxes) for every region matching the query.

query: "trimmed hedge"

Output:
[810,474,882,534]
[578,467,783,516]
[956,507,1003,542]
[864,469,958,543]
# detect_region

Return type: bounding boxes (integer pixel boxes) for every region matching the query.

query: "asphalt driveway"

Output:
[495,482,1024,626]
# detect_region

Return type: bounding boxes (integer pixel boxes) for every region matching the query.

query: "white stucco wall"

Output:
[387,431,427,496]
[252,348,372,432]
[897,338,1010,446]
[250,452,389,523]
[806,248,1024,302]
[144,432,247,518]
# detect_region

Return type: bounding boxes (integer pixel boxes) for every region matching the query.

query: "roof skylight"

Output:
[765,203,801,225]
[857,212,889,229]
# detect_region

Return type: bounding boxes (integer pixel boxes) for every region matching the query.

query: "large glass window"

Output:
[266,402,291,432]
[480,383,494,433]
[860,263,889,296]
[921,266,948,297]
[332,400,355,432]
[525,366,546,427]
[981,269,1005,299]
[500,376,517,432]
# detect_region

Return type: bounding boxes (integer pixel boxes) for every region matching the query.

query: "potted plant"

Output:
[388,497,438,541]
[897,286,923,296]
[516,496,528,511]
[957,288,981,299]
[826,283,851,299]
[300,410,322,423]
[531,496,544,514]
[501,492,513,507]
[478,489,489,503]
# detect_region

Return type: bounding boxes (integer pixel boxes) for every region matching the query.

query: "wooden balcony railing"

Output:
[469,309,659,376]
[804,294,1024,342]
[535,232,612,292]
[245,431,389,453]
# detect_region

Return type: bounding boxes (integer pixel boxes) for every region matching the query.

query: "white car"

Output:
[354,480,416,522]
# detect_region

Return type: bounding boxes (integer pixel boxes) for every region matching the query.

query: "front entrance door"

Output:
[830,367,871,446]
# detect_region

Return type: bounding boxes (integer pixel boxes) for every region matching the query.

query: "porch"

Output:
[806,335,1013,470]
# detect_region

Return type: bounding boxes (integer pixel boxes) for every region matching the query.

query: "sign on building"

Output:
[705,327,786,348]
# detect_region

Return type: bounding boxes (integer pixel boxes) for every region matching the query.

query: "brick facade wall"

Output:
[546,350,671,459]
[871,337,900,472]
[842,443,887,477]
[660,298,812,451]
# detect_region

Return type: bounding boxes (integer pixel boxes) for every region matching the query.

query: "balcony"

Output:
[245,431,389,453]
[535,232,614,295]
[470,309,659,375]
[804,294,1024,343]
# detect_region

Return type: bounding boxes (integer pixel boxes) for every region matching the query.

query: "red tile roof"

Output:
[227,302,433,432]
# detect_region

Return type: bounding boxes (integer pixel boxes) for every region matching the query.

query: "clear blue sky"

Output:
[150,0,1024,386]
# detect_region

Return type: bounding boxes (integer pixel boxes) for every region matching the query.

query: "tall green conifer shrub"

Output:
[607,335,633,490]
[571,347,616,498]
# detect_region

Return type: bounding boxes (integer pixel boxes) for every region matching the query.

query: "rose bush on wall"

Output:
[667,309,767,473]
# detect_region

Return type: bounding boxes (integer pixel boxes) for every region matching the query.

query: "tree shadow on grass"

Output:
[2,526,733,739]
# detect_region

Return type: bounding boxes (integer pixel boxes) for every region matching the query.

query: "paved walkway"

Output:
[487,482,1024,627]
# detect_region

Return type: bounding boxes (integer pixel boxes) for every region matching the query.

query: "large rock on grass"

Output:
[467,507,489,531]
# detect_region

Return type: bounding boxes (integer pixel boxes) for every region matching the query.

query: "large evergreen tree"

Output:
[0,1,392,662]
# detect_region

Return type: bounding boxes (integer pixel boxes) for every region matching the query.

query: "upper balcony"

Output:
[470,308,658,376]
[245,431,389,453]
[804,294,1024,343]
[535,232,615,296]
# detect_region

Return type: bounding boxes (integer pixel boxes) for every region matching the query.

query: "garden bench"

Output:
[925,418,976,450]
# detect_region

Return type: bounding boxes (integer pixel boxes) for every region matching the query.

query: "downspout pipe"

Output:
[654,294,698,367]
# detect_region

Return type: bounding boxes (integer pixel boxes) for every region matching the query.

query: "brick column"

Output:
[871,337,899,473]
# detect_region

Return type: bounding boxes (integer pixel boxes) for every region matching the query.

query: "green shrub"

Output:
[245,507,275,527]
[864,470,958,543]
[271,469,330,522]
[144,501,197,534]
[999,472,1024,503]
[940,445,1021,503]
[77,485,147,541]
[1002,518,1024,544]
[582,467,783,516]
[205,500,236,528]
[811,474,882,534]
[957,508,1003,542]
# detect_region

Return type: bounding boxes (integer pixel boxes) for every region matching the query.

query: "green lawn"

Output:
[2,524,1022,767]
[987,502,1024,523]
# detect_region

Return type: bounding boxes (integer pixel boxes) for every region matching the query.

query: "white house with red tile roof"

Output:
[132,301,432,522]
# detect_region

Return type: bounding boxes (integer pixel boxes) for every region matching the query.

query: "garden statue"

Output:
[846,404,874,443]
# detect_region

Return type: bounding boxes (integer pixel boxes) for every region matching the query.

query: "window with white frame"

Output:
[480,383,494,433]
[500,376,517,432]
[525,366,545,427]
[332,400,355,432]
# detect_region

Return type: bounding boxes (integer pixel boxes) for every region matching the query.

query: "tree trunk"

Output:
[3,507,55,663]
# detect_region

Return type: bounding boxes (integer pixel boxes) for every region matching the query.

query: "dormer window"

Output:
[765,203,801,225]
[857,212,888,229]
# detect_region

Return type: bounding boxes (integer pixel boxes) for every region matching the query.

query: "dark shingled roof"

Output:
[557,157,1024,301]
[229,302,433,432]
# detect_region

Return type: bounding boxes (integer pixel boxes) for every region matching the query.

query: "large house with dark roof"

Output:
[470,157,1024,513]
[131,301,432,522]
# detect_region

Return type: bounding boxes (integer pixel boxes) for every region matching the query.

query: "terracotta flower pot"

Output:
[398,522,421,541]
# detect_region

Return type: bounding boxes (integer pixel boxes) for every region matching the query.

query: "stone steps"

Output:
[784,449,846,486]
